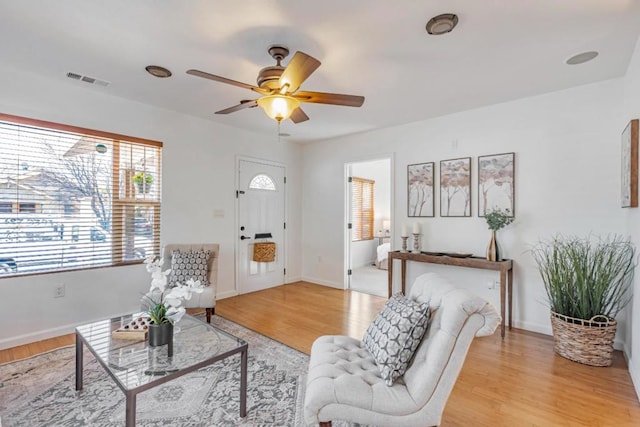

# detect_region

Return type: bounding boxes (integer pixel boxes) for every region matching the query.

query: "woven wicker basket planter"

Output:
[550,311,617,367]
[253,242,276,262]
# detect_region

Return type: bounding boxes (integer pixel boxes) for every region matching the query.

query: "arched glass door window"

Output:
[249,174,276,191]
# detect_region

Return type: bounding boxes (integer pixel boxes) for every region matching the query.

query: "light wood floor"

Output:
[2,281,639,426]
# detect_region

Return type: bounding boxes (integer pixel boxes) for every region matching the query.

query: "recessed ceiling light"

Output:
[426,13,458,35]
[145,65,172,78]
[566,51,598,65]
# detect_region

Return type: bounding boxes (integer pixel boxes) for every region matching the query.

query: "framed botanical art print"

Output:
[440,157,471,217]
[621,119,638,208]
[408,162,434,217]
[478,152,515,216]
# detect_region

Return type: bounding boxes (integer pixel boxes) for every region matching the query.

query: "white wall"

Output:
[302,78,626,342]
[350,159,391,268]
[623,35,640,399]
[0,68,302,349]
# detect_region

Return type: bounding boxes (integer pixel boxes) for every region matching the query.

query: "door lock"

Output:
[240,235,251,240]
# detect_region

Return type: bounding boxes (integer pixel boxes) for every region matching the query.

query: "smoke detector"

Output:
[426,13,459,35]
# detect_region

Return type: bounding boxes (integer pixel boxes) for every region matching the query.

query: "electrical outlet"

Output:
[493,280,500,290]
[53,283,65,298]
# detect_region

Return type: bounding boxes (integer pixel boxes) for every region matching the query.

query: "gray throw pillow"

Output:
[362,293,430,386]
[168,249,211,287]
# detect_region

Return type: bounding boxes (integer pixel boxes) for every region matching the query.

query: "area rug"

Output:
[0,316,312,426]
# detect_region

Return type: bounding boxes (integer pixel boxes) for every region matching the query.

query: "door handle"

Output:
[240,235,251,240]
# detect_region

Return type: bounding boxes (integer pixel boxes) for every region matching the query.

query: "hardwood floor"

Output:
[2,281,639,426]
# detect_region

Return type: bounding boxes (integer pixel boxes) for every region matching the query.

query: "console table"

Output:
[388,251,513,338]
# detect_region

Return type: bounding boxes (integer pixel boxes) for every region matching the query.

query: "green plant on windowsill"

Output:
[132,172,153,185]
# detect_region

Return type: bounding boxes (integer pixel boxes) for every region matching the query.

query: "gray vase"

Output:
[148,322,173,347]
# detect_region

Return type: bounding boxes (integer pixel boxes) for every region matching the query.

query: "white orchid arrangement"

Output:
[142,255,205,325]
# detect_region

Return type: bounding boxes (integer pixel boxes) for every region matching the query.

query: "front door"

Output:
[237,159,286,294]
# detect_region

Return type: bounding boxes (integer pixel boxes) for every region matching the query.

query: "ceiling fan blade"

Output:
[278,52,321,93]
[294,91,365,107]
[186,69,270,95]
[290,107,309,124]
[215,100,258,115]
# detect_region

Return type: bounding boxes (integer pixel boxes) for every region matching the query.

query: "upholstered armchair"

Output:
[141,243,219,323]
[304,273,500,426]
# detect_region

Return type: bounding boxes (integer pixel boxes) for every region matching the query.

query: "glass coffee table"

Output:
[75,313,248,426]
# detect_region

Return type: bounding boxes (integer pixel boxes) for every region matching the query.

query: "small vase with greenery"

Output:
[530,234,636,366]
[132,172,153,193]
[484,208,513,261]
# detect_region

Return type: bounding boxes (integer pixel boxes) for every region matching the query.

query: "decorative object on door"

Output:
[142,255,205,327]
[186,45,364,124]
[408,162,434,217]
[412,223,421,254]
[530,234,636,366]
[253,242,276,262]
[440,157,471,217]
[484,208,513,261]
[132,171,153,194]
[621,119,639,208]
[478,152,515,216]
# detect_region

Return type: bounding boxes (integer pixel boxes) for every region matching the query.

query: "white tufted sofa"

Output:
[304,273,500,426]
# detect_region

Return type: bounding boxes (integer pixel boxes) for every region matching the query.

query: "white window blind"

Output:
[0,113,162,276]
[351,177,374,242]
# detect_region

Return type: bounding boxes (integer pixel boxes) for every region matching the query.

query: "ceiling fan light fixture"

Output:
[426,13,458,35]
[257,95,300,122]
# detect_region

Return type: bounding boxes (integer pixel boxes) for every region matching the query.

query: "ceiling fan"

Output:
[186,45,365,124]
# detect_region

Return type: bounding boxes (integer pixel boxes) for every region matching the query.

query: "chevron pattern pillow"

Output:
[362,293,430,385]
[168,249,211,287]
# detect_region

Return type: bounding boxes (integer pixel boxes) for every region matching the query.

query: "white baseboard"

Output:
[216,289,238,300]
[286,275,302,283]
[628,356,640,402]
[0,324,75,351]
[0,309,137,351]
[300,275,344,289]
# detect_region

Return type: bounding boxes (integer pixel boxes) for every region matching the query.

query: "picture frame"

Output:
[478,152,515,217]
[621,119,639,208]
[408,162,434,217]
[440,157,471,217]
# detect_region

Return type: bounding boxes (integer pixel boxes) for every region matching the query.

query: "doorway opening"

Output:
[345,157,392,297]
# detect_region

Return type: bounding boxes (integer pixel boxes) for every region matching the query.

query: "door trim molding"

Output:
[344,153,395,291]
[235,156,287,295]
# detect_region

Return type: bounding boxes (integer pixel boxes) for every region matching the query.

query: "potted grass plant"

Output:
[530,234,636,366]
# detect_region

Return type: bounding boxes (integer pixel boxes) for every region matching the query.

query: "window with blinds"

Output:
[0,113,162,276]
[351,177,374,242]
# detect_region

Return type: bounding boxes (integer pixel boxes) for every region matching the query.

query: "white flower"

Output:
[144,256,206,324]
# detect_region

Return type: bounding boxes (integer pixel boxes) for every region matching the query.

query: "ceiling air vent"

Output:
[66,71,110,87]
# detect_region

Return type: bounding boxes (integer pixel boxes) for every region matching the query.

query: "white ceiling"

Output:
[2,0,640,143]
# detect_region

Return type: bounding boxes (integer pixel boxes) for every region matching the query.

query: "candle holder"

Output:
[400,236,409,252]
[412,233,421,254]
